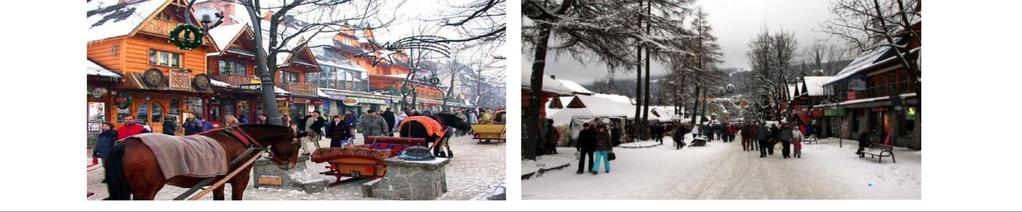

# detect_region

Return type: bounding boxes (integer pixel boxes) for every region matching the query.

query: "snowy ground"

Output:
[522,133,921,200]
[86,134,505,200]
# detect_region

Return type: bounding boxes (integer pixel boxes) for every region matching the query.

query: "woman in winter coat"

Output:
[792,127,804,158]
[591,123,614,175]
[325,115,353,148]
[92,123,118,162]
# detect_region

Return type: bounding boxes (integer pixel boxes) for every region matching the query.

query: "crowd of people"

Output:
[574,119,615,175]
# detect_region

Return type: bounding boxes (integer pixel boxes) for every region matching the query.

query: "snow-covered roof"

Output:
[312,47,368,75]
[521,70,573,95]
[802,76,833,97]
[593,93,633,105]
[86,0,167,41]
[556,79,593,95]
[208,23,247,52]
[86,60,122,78]
[210,79,230,87]
[825,47,892,85]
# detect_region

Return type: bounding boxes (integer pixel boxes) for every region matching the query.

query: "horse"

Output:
[103,124,302,200]
[398,112,471,157]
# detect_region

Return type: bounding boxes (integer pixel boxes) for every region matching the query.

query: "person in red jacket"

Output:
[117,116,149,140]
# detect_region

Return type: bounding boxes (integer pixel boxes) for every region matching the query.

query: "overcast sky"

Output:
[523,0,839,84]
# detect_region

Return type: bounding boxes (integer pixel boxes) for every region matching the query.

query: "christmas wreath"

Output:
[169,24,203,50]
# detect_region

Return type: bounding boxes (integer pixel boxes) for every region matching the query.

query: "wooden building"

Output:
[86,0,221,133]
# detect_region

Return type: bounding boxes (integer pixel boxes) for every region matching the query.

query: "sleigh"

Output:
[311,136,427,184]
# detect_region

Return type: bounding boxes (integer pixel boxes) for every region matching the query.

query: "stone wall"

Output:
[362,157,450,200]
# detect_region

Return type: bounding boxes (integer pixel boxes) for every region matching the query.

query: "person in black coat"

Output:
[183,117,203,135]
[381,108,396,132]
[325,115,353,148]
[856,129,873,157]
[575,123,597,174]
[673,124,688,150]
[162,117,179,135]
[93,123,118,162]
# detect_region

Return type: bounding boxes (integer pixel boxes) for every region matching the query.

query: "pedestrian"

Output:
[183,116,202,135]
[780,123,793,159]
[116,116,148,140]
[255,114,268,125]
[199,116,214,131]
[673,124,688,149]
[393,109,407,133]
[769,123,780,155]
[592,122,613,175]
[741,123,752,151]
[93,123,118,162]
[325,115,353,148]
[792,126,804,158]
[650,123,662,144]
[575,123,597,174]
[544,119,560,154]
[381,107,396,132]
[281,115,292,127]
[300,111,327,155]
[223,115,241,128]
[162,117,178,135]
[610,120,622,147]
[357,109,389,140]
[856,129,872,157]
[756,122,770,158]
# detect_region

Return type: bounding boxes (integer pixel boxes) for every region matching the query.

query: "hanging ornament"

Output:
[169,24,204,50]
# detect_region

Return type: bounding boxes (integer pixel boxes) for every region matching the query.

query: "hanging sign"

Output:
[169,69,191,90]
[114,92,132,109]
[91,87,107,98]
[143,68,164,88]
[343,98,360,106]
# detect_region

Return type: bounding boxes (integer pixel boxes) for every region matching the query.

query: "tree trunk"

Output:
[690,86,700,124]
[700,87,708,125]
[640,0,652,139]
[524,26,553,160]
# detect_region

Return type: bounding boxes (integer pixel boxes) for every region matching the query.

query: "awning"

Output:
[86,60,122,78]
[239,84,290,95]
[211,79,230,88]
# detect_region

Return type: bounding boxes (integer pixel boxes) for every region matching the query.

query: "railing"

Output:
[280,82,318,97]
[212,74,258,86]
[840,79,916,101]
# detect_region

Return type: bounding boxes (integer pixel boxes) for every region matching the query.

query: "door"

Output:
[134,99,165,133]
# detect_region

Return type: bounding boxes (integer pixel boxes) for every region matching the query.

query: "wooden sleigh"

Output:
[310,136,427,184]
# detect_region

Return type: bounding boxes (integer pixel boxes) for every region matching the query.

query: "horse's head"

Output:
[434,113,472,131]
[239,124,301,170]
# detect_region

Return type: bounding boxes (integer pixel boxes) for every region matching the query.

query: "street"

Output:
[522,134,920,199]
[86,134,505,200]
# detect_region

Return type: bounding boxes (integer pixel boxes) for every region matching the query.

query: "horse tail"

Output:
[104,142,131,200]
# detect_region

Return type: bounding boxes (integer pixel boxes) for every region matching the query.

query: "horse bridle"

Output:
[221,126,265,149]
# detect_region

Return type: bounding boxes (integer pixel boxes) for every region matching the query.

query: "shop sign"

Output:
[847,91,857,100]
[192,73,212,91]
[824,108,845,117]
[343,98,359,106]
[293,98,311,104]
[169,69,191,90]
[143,68,164,88]
[114,92,132,109]
[311,99,324,105]
[90,87,107,98]
[849,77,867,91]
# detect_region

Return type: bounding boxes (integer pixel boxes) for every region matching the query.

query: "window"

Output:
[149,50,182,67]
[305,72,318,84]
[219,60,246,75]
[283,71,299,83]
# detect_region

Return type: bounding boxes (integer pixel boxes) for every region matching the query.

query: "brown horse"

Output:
[104,124,302,200]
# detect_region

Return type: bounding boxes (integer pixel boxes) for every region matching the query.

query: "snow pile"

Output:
[287,168,331,184]
[522,155,573,177]
[618,140,663,148]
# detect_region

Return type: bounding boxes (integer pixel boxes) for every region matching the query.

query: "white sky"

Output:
[525,0,839,84]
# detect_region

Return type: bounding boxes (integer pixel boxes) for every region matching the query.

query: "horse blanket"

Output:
[399,116,445,138]
[130,133,228,179]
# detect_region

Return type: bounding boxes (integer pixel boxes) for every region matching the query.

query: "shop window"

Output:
[149,50,182,68]
[152,103,164,123]
[238,100,251,122]
[283,71,299,83]
[137,103,149,125]
[219,60,246,75]
[170,99,180,122]
[186,97,203,119]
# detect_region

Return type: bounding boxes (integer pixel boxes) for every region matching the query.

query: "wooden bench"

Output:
[861,143,896,163]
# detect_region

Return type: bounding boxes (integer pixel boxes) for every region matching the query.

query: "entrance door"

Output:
[134,100,165,133]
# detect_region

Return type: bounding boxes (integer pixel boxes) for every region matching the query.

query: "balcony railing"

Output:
[280,82,318,97]
[212,74,258,86]
[839,79,916,101]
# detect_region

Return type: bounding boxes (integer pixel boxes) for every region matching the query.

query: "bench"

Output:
[861,143,896,163]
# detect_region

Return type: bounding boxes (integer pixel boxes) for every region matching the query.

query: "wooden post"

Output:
[186,155,261,200]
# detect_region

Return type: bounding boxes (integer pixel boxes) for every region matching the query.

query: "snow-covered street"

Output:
[86,134,505,200]
[522,134,920,199]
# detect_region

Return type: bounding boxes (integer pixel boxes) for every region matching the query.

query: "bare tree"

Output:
[522,0,693,160]
[221,0,385,125]
[746,29,799,120]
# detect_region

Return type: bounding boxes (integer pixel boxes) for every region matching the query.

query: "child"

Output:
[792,127,804,158]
